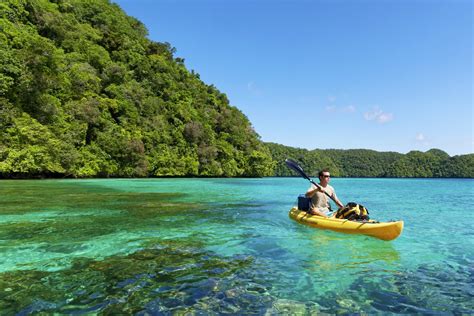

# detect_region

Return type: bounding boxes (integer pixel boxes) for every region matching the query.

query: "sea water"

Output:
[0,178,472,314]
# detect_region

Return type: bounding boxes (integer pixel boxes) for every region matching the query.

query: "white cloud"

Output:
[343,105,356,113]
[414,133,433,149]
[325,104,356,114]
[415,133,431,146]
[416,133,425,142]
[364,106,393,124]
[328,95,337,103]
[377,112,393,123]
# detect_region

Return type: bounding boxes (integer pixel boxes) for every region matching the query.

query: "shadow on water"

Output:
[292,226,402,270]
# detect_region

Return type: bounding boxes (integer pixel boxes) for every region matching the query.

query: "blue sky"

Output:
[113,0,472,156]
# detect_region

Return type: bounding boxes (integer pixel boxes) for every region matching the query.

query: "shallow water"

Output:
[0,178,473,314]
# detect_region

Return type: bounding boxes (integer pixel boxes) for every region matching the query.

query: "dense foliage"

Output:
[266,143,474,178]
[0,0,275,178]
[0,0,471,179]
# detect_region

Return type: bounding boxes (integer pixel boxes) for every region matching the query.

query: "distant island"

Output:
[266,143,473,178]
[1,0,472,179]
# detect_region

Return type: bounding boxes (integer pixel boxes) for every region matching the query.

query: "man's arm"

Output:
[306,183,327,198]
[305,186,319,198]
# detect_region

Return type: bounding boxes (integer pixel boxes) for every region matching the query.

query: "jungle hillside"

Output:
[1,0,472,178]
[0,0,275,178]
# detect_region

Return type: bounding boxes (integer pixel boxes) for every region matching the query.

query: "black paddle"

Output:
[285,159,339,205]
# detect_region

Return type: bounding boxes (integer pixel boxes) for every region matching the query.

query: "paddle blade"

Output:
[285,159,310,180]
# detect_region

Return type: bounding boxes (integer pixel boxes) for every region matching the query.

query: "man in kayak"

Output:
[305,169,344,217]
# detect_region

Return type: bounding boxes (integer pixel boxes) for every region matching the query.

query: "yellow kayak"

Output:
[289,207,403,241]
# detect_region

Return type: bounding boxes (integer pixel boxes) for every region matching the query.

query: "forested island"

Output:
[266,143,473,178]
[1,0,472,179]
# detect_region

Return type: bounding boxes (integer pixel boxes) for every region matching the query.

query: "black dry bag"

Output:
[335,202,370,221]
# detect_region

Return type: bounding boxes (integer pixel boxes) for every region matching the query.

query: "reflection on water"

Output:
[307,231,401,263]
[0,178,473,314]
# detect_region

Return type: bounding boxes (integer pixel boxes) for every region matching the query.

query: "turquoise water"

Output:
[0,178,473,314]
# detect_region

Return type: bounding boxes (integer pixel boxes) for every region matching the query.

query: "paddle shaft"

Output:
[285,159,339,204]
[309,180,337,203]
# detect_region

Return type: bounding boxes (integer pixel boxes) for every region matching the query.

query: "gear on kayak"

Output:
[334,202,370,221]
